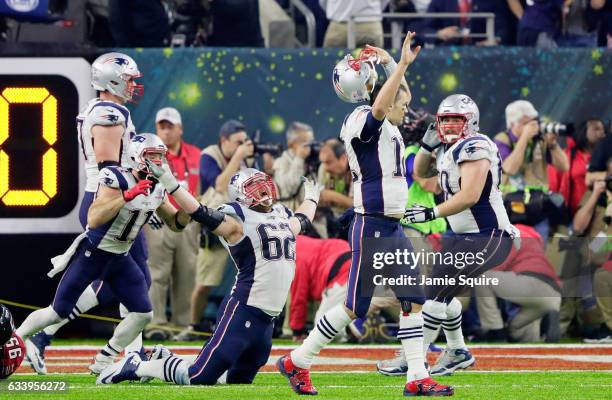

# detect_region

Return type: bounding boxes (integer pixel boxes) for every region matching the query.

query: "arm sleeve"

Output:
[272,153,305,199]
[199,154,222,194]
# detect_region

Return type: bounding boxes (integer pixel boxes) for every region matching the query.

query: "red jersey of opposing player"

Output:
[0,333,25,379]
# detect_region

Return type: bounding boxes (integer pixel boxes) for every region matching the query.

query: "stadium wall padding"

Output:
[122,47,612,145]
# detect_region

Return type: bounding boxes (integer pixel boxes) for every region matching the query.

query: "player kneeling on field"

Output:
[97,167,322,385]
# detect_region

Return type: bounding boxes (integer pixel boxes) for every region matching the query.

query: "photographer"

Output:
[549,119,607,215]
[145,108,201,334]
[272,122,315,210]
[572,158,612,341]
[494,100,569,240]
[175,119,253,340]
[318,139,353,214]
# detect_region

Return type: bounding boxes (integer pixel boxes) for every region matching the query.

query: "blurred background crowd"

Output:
[0,0,611,49]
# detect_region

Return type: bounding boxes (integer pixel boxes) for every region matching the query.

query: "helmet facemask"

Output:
[116,73,144,103]
[242,173,278,209]
[437,113,468,144]
[135,148,166,180]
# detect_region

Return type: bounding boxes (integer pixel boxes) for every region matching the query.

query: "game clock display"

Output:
[0,58,93,233]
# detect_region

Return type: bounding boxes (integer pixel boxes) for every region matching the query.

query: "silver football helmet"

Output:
[91,52,143,102]
[127,133,167,175]
[436,94,480,143]
[228,168,278,208]
[332,49,379,103]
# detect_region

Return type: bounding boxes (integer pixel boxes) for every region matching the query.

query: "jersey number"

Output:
[5,337,22,359]
[392,136,405,177]
[257,223,295,261]
[115,210,154,242]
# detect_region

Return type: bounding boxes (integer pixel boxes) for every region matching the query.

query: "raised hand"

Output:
[399,31,421,67]
[302,176,324,205]
[145,159,179,193]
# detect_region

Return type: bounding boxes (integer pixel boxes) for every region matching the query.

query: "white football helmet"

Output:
[127,133,167,175]
[436,94,480,143]
[228,168,278,208]
[91,52,143,102]
[332,49,379,103]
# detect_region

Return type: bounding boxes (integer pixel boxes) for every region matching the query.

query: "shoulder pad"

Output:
[218,202,245,222]
[88,102,128,127]
[273,203,293,218]
[340,105,372,140]
[98,167,128,190]
[453,136,496,164]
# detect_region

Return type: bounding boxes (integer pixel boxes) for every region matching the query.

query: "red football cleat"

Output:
[276,355,318,395]
[404,377,454,397]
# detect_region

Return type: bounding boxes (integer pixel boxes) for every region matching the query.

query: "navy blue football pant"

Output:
[344,213,425,318]
[52,240,152,319]
[426,228,513,303]
[79,191,150,304]
[188,296,273,385]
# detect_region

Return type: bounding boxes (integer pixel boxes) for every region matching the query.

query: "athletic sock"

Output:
[422,300,446,356]
[105,311,151,356]
[16,306,61,340]
[399,311,429,382]
[44,285,99,336]
[136,355,190,385]
[443,298,466,349]
[290,304,352,369]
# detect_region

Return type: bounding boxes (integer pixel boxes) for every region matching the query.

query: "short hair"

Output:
[505,100,538,129]
[286,121,313,143]
[369,82,408,106]
[322,138,346,159]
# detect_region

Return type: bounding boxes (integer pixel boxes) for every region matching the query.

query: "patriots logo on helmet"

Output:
[230,174,240,185]
[105,57,129,66]
[333,69,344,95]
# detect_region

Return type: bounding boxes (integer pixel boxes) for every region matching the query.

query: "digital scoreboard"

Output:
[0,58,93,233]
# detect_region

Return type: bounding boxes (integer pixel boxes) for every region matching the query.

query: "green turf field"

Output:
[2,372,611,400]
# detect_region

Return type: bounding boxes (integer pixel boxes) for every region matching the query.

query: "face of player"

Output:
[319,146,348,177]
[156,121,183,152]
[438,115,466,143]
[221,131,248,158]
[244,175,276,211]
[387,90,410,126]
[136,150,165,180]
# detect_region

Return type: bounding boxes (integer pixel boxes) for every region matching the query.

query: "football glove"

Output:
[145,159,179,194]
[420,123,441,153]
[302,176,324,205]
[123,180,152,202]
[404,205,439,224]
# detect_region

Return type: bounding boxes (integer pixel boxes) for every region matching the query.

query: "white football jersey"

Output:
[340,105,408,216]
[77,98,137,192]
[218,202,296,316]
[435,134,511,234]
[87,167,166,254]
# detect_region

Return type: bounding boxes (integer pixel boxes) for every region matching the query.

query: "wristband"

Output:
[433,206,440,219]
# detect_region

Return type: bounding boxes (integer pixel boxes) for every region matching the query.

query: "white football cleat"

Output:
[89,352,115,375]
[25,338,47,375]
[97,353,141,385]
[430,348,475,376]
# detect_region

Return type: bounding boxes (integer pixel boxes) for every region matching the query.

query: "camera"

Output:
[399,107,435,145]
[305,141,322,174]
[537,120,573,139]
[251,129,283,156]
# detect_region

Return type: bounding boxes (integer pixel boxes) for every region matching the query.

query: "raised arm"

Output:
[289,178,323,236]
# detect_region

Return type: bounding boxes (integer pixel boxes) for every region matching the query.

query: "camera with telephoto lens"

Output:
[399,107,436,145]
[536,120,573,140]
[251,129,283,156]
[305,141,322,174]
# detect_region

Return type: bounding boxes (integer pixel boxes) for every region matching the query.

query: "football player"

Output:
[25,52,151,375]
[0,305,25,379]
[403,94,520,376]
[277,32,453,397]
[96,167,322,386]
[16,134,199,375]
